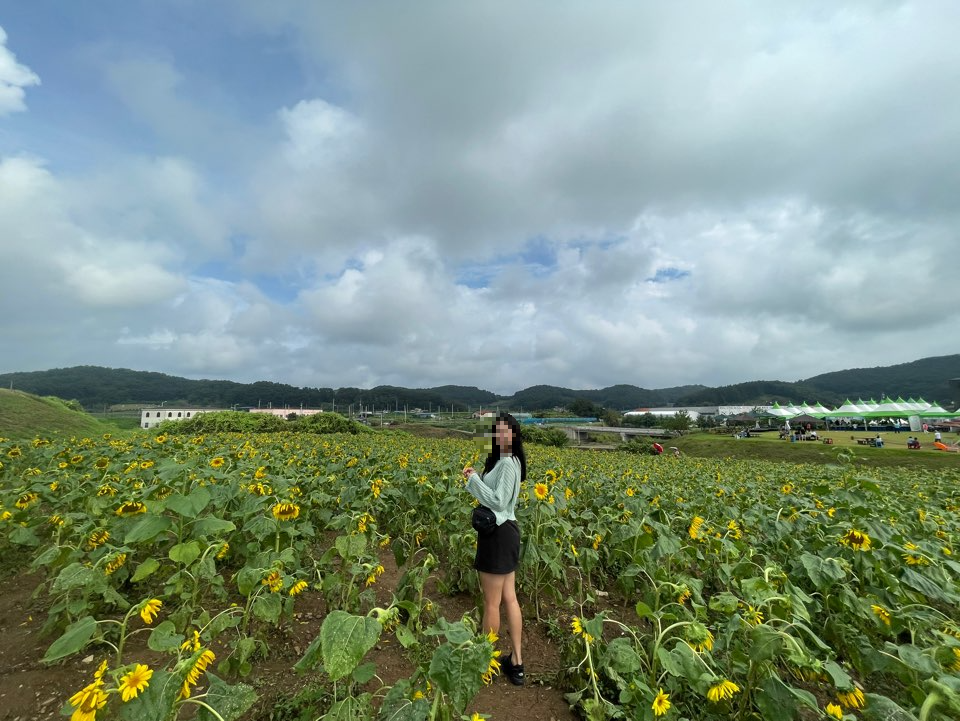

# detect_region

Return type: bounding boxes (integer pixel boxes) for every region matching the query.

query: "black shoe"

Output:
[502,653,525,686]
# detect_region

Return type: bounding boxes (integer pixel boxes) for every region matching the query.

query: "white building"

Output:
[141,407,215,429]
[624,405,772,421]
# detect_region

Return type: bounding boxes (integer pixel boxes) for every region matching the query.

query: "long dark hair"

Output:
[481,412,527,482]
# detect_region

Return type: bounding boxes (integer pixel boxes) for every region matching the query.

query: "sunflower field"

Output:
[1,428,959,721]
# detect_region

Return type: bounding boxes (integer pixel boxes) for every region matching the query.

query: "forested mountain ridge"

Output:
[674,355,960,407]
[1,355,957,412]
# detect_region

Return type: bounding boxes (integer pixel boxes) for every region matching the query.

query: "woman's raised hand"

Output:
[463,466,475,479]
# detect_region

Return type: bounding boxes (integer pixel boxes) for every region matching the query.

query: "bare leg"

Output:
[500,571,523,664]
[478,571,504,636]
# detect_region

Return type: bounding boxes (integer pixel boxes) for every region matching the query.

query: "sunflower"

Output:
[677,587,692,605]
[744,605,764,626]
[685,622,714,653]
[216,542,229,560]
[180,649,216,699]
[105,553,128,575]
[87,530,110,550]
[115,501,146,516]
[248,482,272,496]
[870,604,891,626]
[139,599,162,624]
[209,457,225,469]
[825,703,843,719]
[262,570,284,593]
[707,679,741,702]
[15,492,38,509]
[564,487,574,500]
[68,682,108,721]
[289,580,308,596]
[545,469,559,484]
[181,629,201,652]
[481,647,501,684]
[839,529,872,551]
[118,663,153,702]
[652,688,671,716]
[836,687,866,709]
[533,482,549,501]
[570,616,594,643]
[272,502,300,521]
[726,520,742,539]
[94,458,110,470]
[154,434,167,444]
[688,516,705,540]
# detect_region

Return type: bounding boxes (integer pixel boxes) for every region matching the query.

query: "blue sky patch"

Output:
[647,267,691,283]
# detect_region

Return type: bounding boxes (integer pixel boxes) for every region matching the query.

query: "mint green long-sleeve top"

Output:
[466,455,521,526]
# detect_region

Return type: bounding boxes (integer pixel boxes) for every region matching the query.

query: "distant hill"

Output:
[675,380,844,407]
[675,355,960,407]
[499,384,706,411]
[802,355,960,403]
[0,389,108,439]
[1,355,957,413]
[0,367,498,413]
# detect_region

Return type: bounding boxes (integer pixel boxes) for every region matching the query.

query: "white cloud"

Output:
[0,26,39,115]
[3,4,960,397]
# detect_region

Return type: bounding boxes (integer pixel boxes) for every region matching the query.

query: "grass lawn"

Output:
[669,429,960,469]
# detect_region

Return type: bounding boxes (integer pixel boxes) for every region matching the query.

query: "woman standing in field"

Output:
[462,412,526,686]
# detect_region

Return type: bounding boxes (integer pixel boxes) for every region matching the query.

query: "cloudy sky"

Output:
[1,1,958,395]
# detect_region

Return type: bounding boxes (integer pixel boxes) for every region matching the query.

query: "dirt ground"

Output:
[0,553,578,721]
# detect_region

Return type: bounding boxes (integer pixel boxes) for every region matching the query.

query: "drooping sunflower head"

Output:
[836,687,866,709]
[272,502,300,521]
[685,622,714,653]
[139,598,163,624]
[870,604,891,626]
[707,679,741,703]
[115,501,146,516]
[87,529,110,550]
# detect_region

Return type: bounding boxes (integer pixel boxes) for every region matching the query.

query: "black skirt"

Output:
[474,519,520,574]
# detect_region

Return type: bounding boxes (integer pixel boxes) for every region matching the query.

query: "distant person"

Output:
[907,437,921,449]
[934,430,942,443]
[652,442,663,455]
[874,433,884,448]
[893,419,901,434]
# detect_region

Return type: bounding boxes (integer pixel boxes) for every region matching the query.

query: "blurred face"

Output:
[495,420,514,451]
